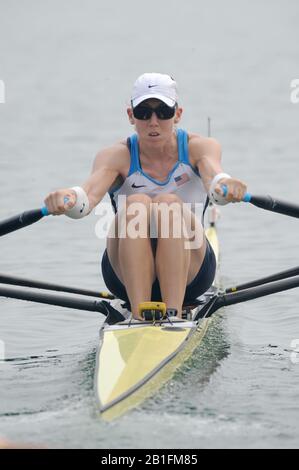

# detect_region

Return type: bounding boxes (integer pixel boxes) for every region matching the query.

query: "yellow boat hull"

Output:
[95,225,219,420]
[95,317,210,421]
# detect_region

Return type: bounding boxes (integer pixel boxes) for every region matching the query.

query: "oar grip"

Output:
[40,197,69,217]
[221,186,299,218]
[221,185,252,203]
[41,206,49,216]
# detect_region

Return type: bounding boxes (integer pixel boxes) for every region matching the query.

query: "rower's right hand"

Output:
[44,189,77,215]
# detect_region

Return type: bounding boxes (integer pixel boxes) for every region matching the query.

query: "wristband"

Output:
[65,186,90,219]
[209,173,231,206]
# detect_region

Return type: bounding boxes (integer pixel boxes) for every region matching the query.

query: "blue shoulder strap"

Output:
[128,134,140,176]
[177,129,189,164]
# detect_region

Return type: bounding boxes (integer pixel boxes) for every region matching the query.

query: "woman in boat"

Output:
[44,73,247,319]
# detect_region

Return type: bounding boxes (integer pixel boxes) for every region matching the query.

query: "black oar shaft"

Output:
[225,266,299,293]
[210,275,299,316]
[223,185,299,219]
[0,209,45,237]
[0,273,115,300]
[0,285,109,315]
[250,195,299,219]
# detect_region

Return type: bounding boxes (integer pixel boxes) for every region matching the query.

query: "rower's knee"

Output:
[151,196,184,239]
[126,193,152,205]
[118,194,152,238]
[119,194,152,219]
[152,193,183,205]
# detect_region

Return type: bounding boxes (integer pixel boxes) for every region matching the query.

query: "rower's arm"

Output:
[190,136,247,202]
[44,143,127,216]
[82,144,126,210]
[189,136,224,191]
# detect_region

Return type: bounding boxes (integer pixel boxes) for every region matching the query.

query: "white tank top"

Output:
[109,129,208,218]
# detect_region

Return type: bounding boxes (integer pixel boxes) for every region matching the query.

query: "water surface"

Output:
[0,0,299,449]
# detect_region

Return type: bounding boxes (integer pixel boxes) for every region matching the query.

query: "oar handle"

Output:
[222,185,252,202]
[41,206,49,216]
[0,198,70,238]
[221,185,299,218]
[41,196,69,217]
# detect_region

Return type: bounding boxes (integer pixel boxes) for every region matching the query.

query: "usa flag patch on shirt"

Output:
[174,173,190,186]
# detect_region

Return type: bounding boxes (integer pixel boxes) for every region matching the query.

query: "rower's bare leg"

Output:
[153,194,206,318]
[107,194,155,319]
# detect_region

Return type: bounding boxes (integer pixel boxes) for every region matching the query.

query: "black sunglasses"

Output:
[132,103,177,120]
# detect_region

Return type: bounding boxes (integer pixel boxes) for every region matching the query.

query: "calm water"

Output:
[0,0,299,449]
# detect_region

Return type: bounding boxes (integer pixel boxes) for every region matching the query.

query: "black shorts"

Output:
[101,239,216,305]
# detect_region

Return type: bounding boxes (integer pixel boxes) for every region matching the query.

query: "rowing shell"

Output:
[95,225,220,421]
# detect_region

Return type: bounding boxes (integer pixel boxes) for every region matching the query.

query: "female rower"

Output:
[44,73,247,320]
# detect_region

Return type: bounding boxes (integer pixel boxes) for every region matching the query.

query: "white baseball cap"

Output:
[131,73,178,108]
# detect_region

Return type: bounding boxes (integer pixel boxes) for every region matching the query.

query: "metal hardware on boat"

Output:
[139,301,167,321]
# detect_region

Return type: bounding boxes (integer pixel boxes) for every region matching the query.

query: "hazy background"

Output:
[0,0,298,449]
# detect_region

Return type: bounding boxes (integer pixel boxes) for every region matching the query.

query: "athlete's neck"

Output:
[139,132,177,162]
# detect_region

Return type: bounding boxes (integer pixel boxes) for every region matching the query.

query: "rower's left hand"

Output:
[215,177,247,203]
